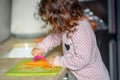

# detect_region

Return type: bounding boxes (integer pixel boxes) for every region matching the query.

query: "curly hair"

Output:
[38,0,83,34]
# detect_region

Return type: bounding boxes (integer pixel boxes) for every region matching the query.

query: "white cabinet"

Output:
[0,0,11,42]
[11,0,51,38]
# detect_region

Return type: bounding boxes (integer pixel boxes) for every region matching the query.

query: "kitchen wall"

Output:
[11,0,51,38]
[0,0,11,43]
[0,0,51,42]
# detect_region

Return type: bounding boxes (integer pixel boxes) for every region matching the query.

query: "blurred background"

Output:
[0,0,119,80]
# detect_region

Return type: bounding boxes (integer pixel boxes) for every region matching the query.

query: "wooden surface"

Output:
[0,37,68,80]
[0,58,68,80]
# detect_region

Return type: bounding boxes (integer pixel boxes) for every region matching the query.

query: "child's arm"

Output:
[54,21,93,70]
[35,33,62,53]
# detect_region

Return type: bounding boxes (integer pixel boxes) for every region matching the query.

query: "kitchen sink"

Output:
[0,46,34,58]
[0,41,62,58]
[0,42,36,58]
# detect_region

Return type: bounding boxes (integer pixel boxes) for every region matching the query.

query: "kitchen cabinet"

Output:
[0,0,11,43]
[11,0,51,38]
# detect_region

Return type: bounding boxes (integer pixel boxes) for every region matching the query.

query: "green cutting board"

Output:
[6,58,61,76]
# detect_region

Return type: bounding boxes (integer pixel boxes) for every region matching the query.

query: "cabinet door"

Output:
[11,0,51,38]
[0,0,11,43]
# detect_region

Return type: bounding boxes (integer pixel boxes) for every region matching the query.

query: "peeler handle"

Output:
[33,55,46,62]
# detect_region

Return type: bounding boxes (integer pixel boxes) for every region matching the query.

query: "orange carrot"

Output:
[34,37,45,43]
[22,60,52,68]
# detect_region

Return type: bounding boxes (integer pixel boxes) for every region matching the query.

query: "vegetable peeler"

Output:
[33,55,46,62]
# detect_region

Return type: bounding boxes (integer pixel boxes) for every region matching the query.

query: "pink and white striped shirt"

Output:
[36,19,110,80]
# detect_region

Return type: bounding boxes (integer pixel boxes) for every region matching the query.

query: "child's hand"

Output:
[31,48,43,56]
[48,57,55,67]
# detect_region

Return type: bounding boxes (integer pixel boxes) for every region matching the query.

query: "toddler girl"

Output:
[32,0,110,80]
